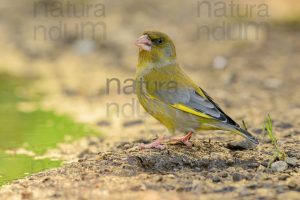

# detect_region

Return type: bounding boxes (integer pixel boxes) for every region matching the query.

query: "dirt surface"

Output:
[0,0,300,199]
[0,135,299,200]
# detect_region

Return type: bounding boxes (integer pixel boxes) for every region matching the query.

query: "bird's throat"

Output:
[138,50,176,69]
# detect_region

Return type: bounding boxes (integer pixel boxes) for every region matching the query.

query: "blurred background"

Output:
[0,0,300,185]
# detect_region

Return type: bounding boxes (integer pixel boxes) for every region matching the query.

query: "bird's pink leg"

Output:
[139,135,169,150]
[169,131,193,147]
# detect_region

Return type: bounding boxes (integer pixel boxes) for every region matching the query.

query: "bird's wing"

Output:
[153,86,240,127]
[140,63,239,126]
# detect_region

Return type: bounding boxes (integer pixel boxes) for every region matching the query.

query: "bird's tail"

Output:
[231,126,259,145]
[208,122,259,145]
[217,122,259,145]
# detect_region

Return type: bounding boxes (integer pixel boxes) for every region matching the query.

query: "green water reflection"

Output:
[0,73,98,185]
[0,152,61,185]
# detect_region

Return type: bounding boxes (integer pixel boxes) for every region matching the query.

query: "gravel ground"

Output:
[0,135,299,200]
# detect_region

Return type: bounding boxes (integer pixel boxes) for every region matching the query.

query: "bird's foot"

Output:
[139,135,169,150]
[169,131,193,147]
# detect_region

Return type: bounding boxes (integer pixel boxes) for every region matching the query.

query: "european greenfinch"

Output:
[135,31,259,149]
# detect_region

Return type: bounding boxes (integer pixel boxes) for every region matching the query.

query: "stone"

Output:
[212,56,227,69]
[271,161,288,172]
[226,139,257,150]
[257,165,266,172]
[212,176,221,183]
[219,171,228,178]
[285,157,298,167]
[278,174,290,181]
[232,173,244,182]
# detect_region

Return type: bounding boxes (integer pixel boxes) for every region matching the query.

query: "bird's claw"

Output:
[169,131,193,147]
[138,135,168,150]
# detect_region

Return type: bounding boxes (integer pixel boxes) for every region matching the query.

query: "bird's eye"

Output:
[153,38,163,45]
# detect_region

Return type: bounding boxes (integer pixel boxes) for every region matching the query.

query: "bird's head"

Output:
[135,31,176,66]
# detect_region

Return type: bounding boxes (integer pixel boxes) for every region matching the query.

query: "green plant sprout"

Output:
[242,120,248,131]
[263,114,286,167]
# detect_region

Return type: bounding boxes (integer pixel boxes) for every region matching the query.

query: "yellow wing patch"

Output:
[142,89,212,119]
[172,104,212,119]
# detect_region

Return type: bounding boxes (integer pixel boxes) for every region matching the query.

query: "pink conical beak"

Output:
[135,35,152,51]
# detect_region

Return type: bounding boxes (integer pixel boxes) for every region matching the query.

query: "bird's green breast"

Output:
[136,64,181,132]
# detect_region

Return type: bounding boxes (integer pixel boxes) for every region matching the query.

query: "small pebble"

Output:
[263,137,272,144]
[200,171,208,177]
[96,120,111,126]
[212,56,227,69]
[212,176,221,183]
[278,174,290,181]
[287,179,300,190]
[257,165,266,172]
[166,174,175,179]
[219,171,228,178]
[232,173,244,182]
[156,176,163,182]
[227,167,235,172]
[246,183,258,189]
[206,174,213,179]
[226,160,235,166]
[261,160,269,168]
[21,191,33,199]
[247,162,260,169]
[122,120,143,127]
[271,161,288,172]
[73,39,96,55]
[285,157,298,167]
[253,128,263,134]
[209,167,218,173]
[264,78,282,89]
[276,122,293,129]
[226,140,256,150]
